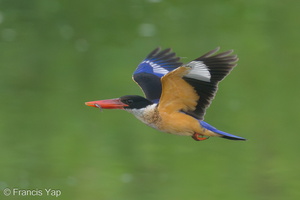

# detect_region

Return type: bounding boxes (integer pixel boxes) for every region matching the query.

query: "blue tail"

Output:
[200,121,246,140]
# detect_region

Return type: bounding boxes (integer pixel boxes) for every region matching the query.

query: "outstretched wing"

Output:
[158,66,200,114]
[183,47,238,120]
[132,47,182,102]
[158,47,238,120]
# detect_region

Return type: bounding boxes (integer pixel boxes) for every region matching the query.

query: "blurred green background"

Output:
[1,0,300,199]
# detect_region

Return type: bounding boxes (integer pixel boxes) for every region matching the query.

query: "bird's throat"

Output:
[126,104,161,129]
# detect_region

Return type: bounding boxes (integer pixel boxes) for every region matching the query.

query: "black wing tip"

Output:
[149,46,238,65]
[197,47,238,65]
[146,47,168,58]
[146,47,161,58]
[146,47,172,56]
[145,47,183,66]
[221,135,247,141]
[199,47,220,58]
[182,47,239,120]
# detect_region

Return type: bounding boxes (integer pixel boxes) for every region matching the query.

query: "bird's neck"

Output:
[126,104,160,128]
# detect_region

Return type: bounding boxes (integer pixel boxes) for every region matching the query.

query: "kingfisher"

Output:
[85,47,246,141]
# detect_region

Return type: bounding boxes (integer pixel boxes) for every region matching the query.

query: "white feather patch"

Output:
[126,104,159,129]
[143,60,169,74]
[184,61,211,82]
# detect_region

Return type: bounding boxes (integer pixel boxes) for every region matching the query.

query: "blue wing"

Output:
[133,48,182,102]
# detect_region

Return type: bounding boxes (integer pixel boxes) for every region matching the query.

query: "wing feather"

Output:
[133,47,182,102]
[158,66,199,114]
[133,47,238,120]
[183,48,238,120]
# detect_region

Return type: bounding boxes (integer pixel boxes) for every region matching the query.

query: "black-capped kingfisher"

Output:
[85,47,246,141]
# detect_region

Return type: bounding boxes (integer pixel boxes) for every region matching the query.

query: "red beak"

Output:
[85,98,128,109]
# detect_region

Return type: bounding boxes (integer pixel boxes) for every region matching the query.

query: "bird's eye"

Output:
[126,99,133,104]
[120,98,134,105]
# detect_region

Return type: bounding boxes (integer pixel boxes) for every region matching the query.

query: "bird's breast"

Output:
[158,111,202,136]
[127,104,161,129]
[127,104,218,137]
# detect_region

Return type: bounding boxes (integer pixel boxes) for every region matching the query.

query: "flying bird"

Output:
[85,47,246,141]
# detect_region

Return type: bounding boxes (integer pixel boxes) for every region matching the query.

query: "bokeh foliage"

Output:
[1,0,300,199]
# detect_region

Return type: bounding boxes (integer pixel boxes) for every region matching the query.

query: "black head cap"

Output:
[120,95,153,109]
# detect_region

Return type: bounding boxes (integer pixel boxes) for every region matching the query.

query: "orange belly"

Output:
[157,111,219,137]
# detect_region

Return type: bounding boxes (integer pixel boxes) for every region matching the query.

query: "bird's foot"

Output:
[192,133,210,141]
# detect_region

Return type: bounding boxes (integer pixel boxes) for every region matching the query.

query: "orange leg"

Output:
[192,133,210,141]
